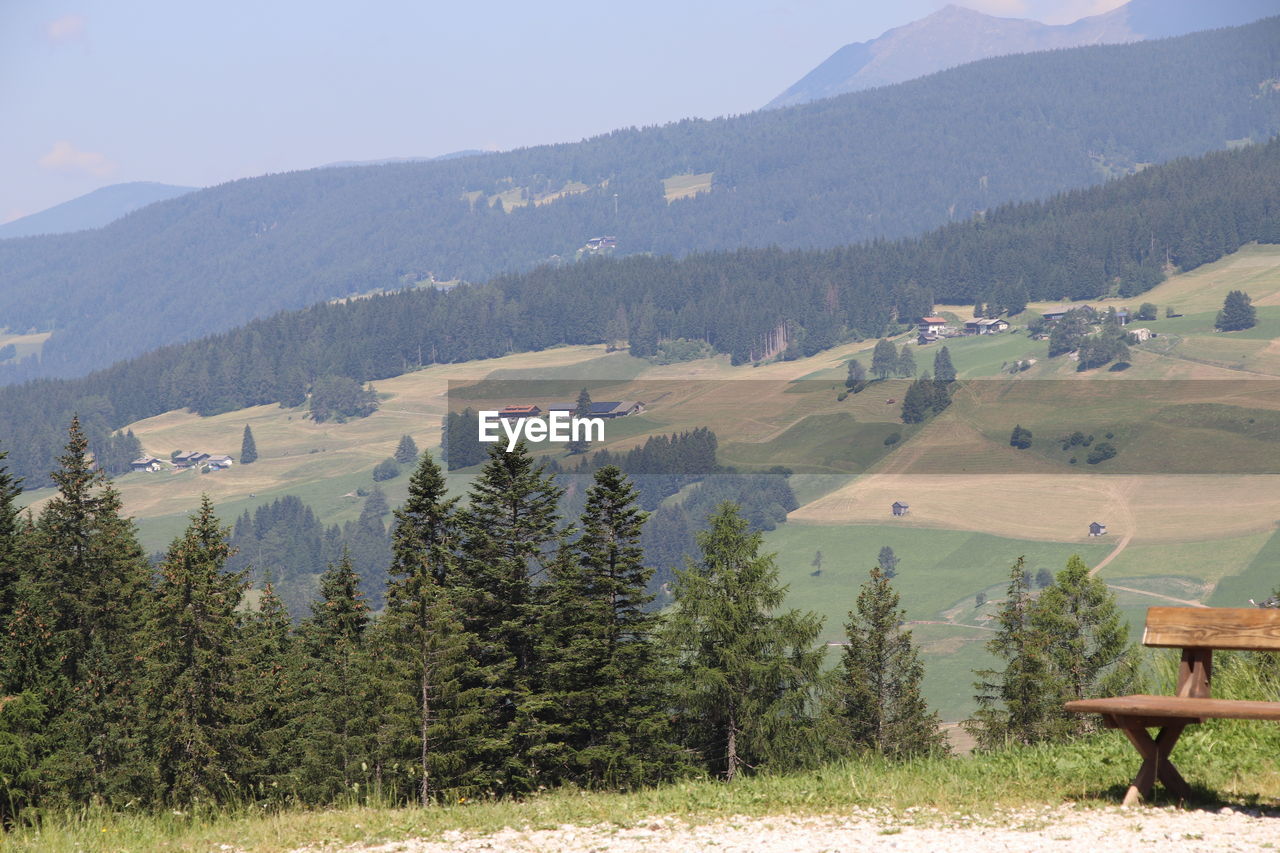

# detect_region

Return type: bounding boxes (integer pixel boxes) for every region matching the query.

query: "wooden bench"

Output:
[1065,606,1280,806]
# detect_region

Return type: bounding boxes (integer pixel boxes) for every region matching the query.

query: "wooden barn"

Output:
[892,501,910,517]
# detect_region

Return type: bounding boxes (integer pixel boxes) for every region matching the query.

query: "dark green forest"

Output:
[1,18,1278,380]
[2,136,1278,487]
[0,423,1144,816]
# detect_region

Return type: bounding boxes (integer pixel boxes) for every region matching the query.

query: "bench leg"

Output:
[1117,721,1190,806]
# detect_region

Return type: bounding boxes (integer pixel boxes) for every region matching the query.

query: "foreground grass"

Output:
[10,719,1280,853]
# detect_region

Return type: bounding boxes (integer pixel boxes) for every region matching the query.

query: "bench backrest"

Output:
[1144,607,1280,651]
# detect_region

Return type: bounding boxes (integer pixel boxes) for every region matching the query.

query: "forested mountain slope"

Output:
[2,136,1277,487]
[1,19,1278,381]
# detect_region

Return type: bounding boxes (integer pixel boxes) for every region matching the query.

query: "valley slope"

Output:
[17,244,1280,722]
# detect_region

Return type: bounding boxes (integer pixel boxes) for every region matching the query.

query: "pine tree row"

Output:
[0,422,959,818]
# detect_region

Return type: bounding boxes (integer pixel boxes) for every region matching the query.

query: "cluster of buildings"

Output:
[494,401,644,420]
[580,235,618,255]
[130,451,234,473]
[916,315,1010,344]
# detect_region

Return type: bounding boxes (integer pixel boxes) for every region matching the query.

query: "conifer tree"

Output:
[967,558,1053,748]
[532,466,683,788]
[0,449,22,641]
[25,417,153,803]
[394,434,419,465]
[1031,555,1137,737]
[933,346,957,383]
[871,339,897,380]
[378,451,485,804]
[567,387,593,455]
[240,583,305,798]
[877,545,899,579]
[828,567,945,758]
[900,377,930,423]
[297,550,374,802]
[455,441,563,794]
[1215,289,1257,331]
[896,344,916,378]
[141,496,249,805]
[240,424,258,464]
[662,502,825,781]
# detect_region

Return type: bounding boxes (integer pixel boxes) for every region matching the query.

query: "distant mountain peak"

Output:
[766,0,1278,109]
[0,181,197,240]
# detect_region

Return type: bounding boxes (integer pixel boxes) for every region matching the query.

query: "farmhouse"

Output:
[544,401,644,418]
[173,451,210,468]
[1089,521,1107,536]
[918,316,948,336]
[1129,327,1153,342]
[965,318,1010,335]
[892,501,910,517]
[498,405,542,419]
[1040,304,1086,321]
[130,456,165,473]
[591,401,644,418]
[206,455,234,470]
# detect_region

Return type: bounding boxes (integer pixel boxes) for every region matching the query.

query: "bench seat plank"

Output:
[1144,607,1280,651]
[1066,694,1280,721]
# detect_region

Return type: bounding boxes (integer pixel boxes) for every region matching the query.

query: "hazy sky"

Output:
[2,0,1125,222]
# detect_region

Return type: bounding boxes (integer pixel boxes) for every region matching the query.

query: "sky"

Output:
[1,0,1125,223]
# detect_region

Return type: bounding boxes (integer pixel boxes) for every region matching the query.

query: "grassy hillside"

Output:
[16,244,1280,721]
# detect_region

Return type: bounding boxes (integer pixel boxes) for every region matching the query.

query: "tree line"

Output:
[0,422,1159,819]
[3,135,1279,488]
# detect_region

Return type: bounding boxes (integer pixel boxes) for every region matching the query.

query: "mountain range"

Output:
[1,18,1278,383]
[766,0,1280,109]
[0,181,196,240]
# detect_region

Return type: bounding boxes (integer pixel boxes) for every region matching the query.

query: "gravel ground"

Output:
[321,805,1280,853]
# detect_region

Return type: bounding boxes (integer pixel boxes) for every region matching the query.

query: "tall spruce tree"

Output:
[297,549,374,802]
[240,424,258,464]
[662,502,825,780]
[141,496,249,805]
[877,545,899,579]
[933,346,957,383]
[0,449,22,644]
[240,583,305,798]
[394,434,420,465]
[1031,555,1137,738]
[531,466,683,789]
[896,344,917,378]
[455,441,563,794]
[566,387,593,455]
[967,558,1054,748]
[827,567,945,758]
[378,451,485,804]
[24,417,153,803]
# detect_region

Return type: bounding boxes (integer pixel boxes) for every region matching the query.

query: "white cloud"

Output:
[45,14,86,44]
[37,141,116,177]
